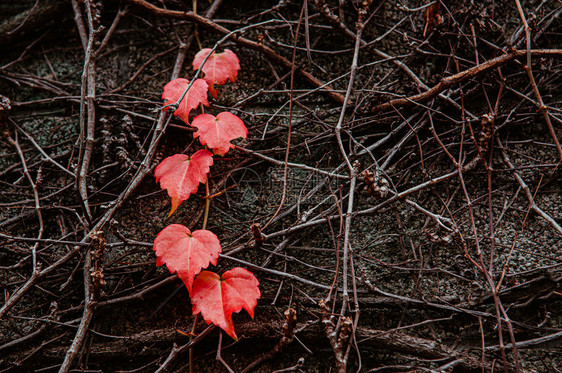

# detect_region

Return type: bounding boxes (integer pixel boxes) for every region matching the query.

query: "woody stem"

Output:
[189,313,200,371]
[202,180,211,230]
[191,175,210,370]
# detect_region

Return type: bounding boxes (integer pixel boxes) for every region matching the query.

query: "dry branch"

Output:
[124,0,346,104]
[372,49,562,113]
[1,1,561,371]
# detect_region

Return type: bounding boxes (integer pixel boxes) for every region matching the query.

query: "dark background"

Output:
[1,1,561,372]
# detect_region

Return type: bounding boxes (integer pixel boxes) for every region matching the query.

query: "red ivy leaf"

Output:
[153,224,222,293]
[192,112,248,156]
[192,49,240,99]
[154,150,213,215]
[191,267,260,340]
[162,78,209,124]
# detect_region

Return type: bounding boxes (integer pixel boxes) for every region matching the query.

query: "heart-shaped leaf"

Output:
[192,49,240,99]
[154,149,213,215]
[162,78,209,124]
[191,267,260,340]
[192,112,248,156]
[153,224,222,293]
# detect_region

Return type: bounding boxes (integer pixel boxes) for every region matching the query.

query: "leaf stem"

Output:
[162,19,276,112]
[189,313,199,371]
[202,180,211,230]
[193,0,202,53]
[191,171,209,371]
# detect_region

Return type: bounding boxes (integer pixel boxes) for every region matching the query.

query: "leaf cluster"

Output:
[153,48,259,340]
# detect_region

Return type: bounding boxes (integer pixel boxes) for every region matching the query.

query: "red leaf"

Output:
[191,267,260,340]
[153,224,222,293]
[162,78,209,124]
[154,150,213,215]
[192,49,240,99]
[192,112,248,156]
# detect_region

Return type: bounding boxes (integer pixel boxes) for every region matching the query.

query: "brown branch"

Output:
[514,0,562,160]
[0,243,84,319]
[74,0,99,225]
[124,0,346,104]
[497,138,562,235]
[69,0,87,50]
[240,307,298,373]
[320,299,353,373]
[0,127,43,319]
[312,0,473,117]
[356,327,527,373]
[0,0,68,47]
[154,325,215,373]
[59,2,103,370]
[372,49,562,113]
[11,322,529,372]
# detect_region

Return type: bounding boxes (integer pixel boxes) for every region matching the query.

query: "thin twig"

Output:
[125,0,346,104]
[513,0,562,159]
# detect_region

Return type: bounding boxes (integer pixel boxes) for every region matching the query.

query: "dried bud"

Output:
[362,169,390,199]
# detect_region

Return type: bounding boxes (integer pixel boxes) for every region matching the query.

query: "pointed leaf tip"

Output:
[192,49,240,99]
[162,78,209,124]
[192,112,248,156]
[191,267,260,339]
[154,150,213,215]
[153,224,222,293]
